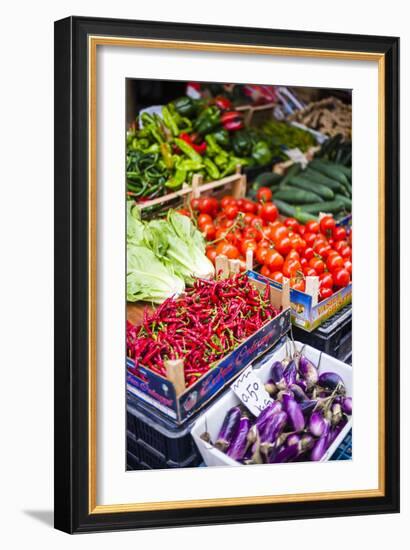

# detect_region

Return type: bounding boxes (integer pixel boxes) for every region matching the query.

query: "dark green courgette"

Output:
[273,199,297,217]
[335,194,352,210]
[274,188,323,204]
[279,163,301,188]
[254,172,282,187]
[304,168,344,193]
[288,175,335,200]
[301,199,345,215]
[309,160,350,187]
[294,209,319,224]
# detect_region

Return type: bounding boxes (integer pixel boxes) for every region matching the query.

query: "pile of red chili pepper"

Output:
[127,273,279,387]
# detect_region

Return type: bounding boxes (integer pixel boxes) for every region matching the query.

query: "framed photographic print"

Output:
[54,16,400,533]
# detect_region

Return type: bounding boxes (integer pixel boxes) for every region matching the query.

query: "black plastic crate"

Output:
[292,305,352,363]
[127,394,201,470]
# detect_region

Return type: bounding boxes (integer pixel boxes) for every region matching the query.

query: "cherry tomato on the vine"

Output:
[256,187,273,203]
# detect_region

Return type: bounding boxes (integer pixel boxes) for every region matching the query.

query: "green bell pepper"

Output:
[251,141,272,166]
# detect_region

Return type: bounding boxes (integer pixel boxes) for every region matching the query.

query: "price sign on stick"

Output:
[231,366,273,417]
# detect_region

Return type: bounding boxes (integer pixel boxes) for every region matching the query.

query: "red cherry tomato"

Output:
[303,247,315,260]
[303,267,317,277]
[190,197,200,211]
[333,226,347,241]
[255,245,268,265]
[297,225,306,236]
[320,215,336,235]
[290,235,306,254]
[215,241,240,259]
[240,239,258,256]
[197,213,213,229]
[275,236,292,256]
[319,272,334,288]
[260,202,279,223]
[243,213,256,225]
[241,199,257,214]
[309,257,325,274]
[333,268,350,287]
[319,287,333,300]
[284,217,299,230]
[305,220,320,233]
[340,246,352,259]
[283,259,301,278]
[344,260,352,274]
[256,187,273,203]
[327,254,344,272]
[250,216,264,230]
[287,249,300,261]
[334,240,348,253]
[265,249,285,271]
[300,257,308,268]
[260,265,271,277]
[221,196,236,209]
[304,232,317,246]
[201,223,216,240]
[270,271,284,283]
[224,204,239,220]
[270,224,288,243]
[205,245,217,263]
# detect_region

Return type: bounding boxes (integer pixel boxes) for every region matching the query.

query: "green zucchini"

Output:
[254,172,282,187]
[304,168,344,193]
[335,194,352,210]
[321,161,352,180]
[294,209,319,224]
[273,199,297,218]
[309,160,350,187]
[279,162,301,188]
[274,188,323,204]
[301,199,345,215]
[288,175,335,200]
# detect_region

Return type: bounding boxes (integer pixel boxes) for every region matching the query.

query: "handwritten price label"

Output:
[231,366,273,417]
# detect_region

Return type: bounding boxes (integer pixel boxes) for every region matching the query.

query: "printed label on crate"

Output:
[284,147,308,168]
[231,365,272,416]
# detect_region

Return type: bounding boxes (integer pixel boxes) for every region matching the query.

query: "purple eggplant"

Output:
[310,422,331,461]
[300,399,318,418]
[227,415,251,461]
[299,356,319,389]
[328,417,348,446]
[290,383,309,403]
[286,433,301,447]
[301,433,315,452]
[270,361,287,390]
[260,411,288,457]
[256,401,282,437]
[342,396,352,415]
[283,394,305,432]
[309,411,327,437]
[295,379,308,393]
[215,406,241,452]
[331,402,343,426]
[264,380,277,396]
[270,443,300,463]
[283,360,297,386]
[318,372,346,393]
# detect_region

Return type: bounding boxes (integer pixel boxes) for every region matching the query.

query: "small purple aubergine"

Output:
[264,380,277,396]
[286,433,301,447]
[290,383,309,403]
[283,360,297,386]
[261,411,288,456]
[309,411,327,437]
[227,415,251,461]
[318,372,346,393]
[342,396,352,415]
[300,399,318,418]
[301,434,315,452]
[270,443,300,463]
[310,422,331,461]
[295,379,308,393]
[283,394,305,432]
[299,356,319,389]
[256,401,282,437]
[277,389,294,401]
[270,361,287,390]
[331,402,343,426]
[215,406,241,452]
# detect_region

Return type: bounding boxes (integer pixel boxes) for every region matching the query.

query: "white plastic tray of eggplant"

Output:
[191,340,352,467]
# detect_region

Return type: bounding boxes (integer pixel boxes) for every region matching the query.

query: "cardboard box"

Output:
[247,270,352,332]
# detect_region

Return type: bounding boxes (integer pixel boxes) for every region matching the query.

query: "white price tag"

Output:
[284,147,308,168]
[231,366,273,417]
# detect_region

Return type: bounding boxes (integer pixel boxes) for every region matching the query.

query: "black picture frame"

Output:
[54,16,400,534]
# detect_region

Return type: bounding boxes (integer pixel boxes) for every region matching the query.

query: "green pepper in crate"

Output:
[166,167,187,189]
[232,131,253,157]
[172,96,197,117]
[162,105,179,136]
[211,129,230,148]
[194,106,221,135]
[204,134,228,157]
[174,138,203,163]
[251,140,272,166]
[203,158,220,180]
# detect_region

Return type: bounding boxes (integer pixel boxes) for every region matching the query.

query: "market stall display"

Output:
[192,340,352,467]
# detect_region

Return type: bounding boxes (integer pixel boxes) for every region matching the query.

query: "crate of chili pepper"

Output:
[127,272,291,425]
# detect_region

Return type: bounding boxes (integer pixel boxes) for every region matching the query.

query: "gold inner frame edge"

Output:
[88,35,386,514]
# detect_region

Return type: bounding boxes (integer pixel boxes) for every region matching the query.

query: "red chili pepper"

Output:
[179,132,207,154]
[220,110,244,131]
